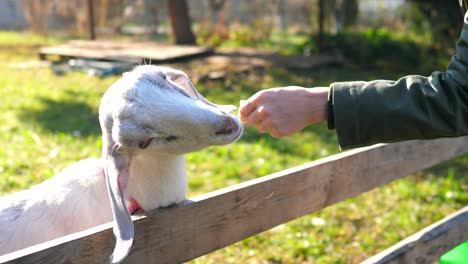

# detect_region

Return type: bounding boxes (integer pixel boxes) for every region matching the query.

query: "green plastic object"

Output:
[440,241,468,264]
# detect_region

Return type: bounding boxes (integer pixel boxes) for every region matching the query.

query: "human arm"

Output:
[329,11,468,148]
[238,86,329,138]
[240,12,468,148]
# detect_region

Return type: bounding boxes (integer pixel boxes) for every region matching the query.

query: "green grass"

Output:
[0,31,64,46]
[0,31,466,263]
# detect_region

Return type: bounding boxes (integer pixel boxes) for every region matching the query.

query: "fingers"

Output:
[269,127,285,138]
[248,105,271,125]
[257,120,268,134]
[242,103,288,138]
[248,112,263,126]
[239,100,257,123]
[256,120,282,138]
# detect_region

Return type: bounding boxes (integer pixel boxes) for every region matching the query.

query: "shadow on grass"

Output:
[426,154,468,182]
[19,97,100,136]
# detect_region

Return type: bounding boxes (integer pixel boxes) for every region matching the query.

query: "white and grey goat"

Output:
[0,65,243,263]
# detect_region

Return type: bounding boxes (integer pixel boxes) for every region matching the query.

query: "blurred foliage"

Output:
[197,24,452,76]
[300,28,450,74]
[197,15,275,48]
[194,1,462,76]
[402,0,463,47]
[321,0,359,31]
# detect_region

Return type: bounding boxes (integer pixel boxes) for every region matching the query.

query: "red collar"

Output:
[128,197,144,215]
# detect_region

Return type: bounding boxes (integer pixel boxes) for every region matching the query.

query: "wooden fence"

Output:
[1,136,468,264]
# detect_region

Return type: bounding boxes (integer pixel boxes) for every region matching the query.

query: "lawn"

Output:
[0,31,466,263]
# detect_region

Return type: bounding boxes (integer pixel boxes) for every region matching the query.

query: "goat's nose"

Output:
[215,115,238,135]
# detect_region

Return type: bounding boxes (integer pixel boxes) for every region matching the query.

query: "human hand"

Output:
[238,86,329,137]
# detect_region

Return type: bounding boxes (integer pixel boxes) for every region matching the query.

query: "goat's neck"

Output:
[127,152,187,210]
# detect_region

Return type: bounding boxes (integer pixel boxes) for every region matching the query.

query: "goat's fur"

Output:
[0,66,243,263]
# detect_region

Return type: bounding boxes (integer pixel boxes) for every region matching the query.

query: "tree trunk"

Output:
[318,0,325,52]
[333,0,343,34]
[86,0,96,40]
[167,0,196,45]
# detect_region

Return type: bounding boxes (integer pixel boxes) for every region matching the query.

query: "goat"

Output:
[0,65,243,263]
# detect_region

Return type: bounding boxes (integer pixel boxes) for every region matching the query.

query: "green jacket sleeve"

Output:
[330,11,468,149]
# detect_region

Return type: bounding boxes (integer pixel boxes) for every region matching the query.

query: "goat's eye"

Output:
[161,74,167,80]
[138,139,151,149]
[165,135,178,142]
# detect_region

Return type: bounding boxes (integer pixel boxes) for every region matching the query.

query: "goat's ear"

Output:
[103,144,134,264]
[166,71,200,99]
[166,71,237,114]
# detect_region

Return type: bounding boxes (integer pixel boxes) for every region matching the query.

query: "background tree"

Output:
[343,0,358,27]
[318,0,325,52]
[208,0,226,26]
[404,0,462,45]
[167,0,196,44]
[22,0,52,33]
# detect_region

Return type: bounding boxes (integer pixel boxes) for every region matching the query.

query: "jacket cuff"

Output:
[327,87,335,130]
[330,81,366,149]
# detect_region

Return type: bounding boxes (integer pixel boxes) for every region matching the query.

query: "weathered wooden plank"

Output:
[1,136,468,264]
[362,206,468,264]
[38,40,213,63]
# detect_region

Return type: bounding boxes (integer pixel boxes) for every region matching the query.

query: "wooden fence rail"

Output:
[363,206,468,264]
[1,136,468,264]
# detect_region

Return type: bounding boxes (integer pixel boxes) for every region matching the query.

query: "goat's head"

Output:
[98,65,242,263]
[100,65,242,156]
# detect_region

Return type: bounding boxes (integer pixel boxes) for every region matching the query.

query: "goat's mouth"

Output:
[215,125,243,144]
[232,126,243,141]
